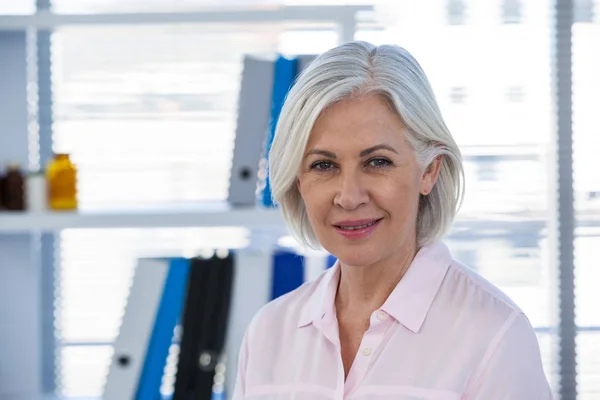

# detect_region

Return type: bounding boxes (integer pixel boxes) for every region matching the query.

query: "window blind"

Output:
[362,0,561,394]
[573,0,600,396]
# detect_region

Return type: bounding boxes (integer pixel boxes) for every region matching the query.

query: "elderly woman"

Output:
[233,41,552,399]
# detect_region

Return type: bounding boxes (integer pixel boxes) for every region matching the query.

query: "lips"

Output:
[334,219,382,230]
[332,218,383,239]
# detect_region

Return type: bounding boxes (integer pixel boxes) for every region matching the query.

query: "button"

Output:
[363,347,372,356]
[377,311,388,321]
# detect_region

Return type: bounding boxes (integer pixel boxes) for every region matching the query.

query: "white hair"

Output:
[268,41,464,249]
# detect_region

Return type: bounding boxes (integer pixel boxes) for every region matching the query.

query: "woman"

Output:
[233,41,553,399]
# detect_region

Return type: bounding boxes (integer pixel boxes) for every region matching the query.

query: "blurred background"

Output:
[0,0,598,399]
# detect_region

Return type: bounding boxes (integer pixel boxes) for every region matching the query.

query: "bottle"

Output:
[2,163,25,211]
[0,170,4,210]
[26,171,48,212]
[46,153,78,211]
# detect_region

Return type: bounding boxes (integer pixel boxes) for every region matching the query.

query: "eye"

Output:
[368,158,392,168]
[310,160,335,171]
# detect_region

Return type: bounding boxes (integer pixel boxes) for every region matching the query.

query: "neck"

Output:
[335,240,418,320]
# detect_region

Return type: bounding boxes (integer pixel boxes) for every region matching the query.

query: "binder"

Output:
[261,56,299,207]
[172,254,235,400]
[104,258,190,400]
[228,54,317,207]
[224,250,273,399]
[228,56,275,207]
[271,250,305,300]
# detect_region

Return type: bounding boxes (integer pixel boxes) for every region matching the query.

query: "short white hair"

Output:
[268,41,464,249]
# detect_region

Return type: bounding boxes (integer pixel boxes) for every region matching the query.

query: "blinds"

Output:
[573,0,600,396]
[365,2,559,395]
[45,1,598,399]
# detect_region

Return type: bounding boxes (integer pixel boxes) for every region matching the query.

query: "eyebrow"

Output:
[304,144,399,159]
[359,144,399,157]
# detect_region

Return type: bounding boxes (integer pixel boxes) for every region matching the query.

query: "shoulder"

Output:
[428,255,532,359]
[442,257,523,317]
[463,307,551,397]
[430,255,550,393]
[443,260,539,349]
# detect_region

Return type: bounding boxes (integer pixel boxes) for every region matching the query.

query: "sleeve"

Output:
[231,327,250,400]
[464,312,554,400]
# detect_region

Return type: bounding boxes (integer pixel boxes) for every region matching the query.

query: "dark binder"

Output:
[173,253,235,400]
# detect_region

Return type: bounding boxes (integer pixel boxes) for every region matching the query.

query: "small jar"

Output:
[46,153,78,211]
[0,171,4,210]
[26,171,48,212]
[2,163,25,211]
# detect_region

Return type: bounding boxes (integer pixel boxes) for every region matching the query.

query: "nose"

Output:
[333,169,369,210]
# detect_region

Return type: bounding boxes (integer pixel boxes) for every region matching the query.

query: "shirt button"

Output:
[363,347,372,356]
[377,311,388,321]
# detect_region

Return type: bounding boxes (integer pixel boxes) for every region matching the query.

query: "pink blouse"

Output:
[232,241,553,399]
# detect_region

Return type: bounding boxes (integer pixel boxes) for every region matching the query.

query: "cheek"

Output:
[385,177,415,198]
[298,178,330,214]
[380,177,421,212]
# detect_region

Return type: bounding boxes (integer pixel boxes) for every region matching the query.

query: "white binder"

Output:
[228,56,275,206]
[104,258,190,400]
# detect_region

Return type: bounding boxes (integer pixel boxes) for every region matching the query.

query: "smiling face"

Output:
[297,94,441,267]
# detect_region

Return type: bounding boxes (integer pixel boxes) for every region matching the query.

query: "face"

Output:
[297,94,441,268]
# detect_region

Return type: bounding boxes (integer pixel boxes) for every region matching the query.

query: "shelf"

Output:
[0,203,598,233]
[0,203,286,232]
[0,5,373,30]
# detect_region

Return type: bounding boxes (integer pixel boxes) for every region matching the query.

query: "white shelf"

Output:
[0,5,373,30]
[0,204,597,233]
[0,203,286,232]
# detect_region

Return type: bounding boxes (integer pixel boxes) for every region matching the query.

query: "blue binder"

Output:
[135,258,191,400]
[271,251,338,300]
[262,56,299,207]
[327,254,337,269]
[271,250,305,300]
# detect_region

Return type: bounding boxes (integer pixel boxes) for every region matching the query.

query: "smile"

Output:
[333,218,383,239]
[336,220,380,230]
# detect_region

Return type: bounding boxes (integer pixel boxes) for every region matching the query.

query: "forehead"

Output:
[306,94,407,150]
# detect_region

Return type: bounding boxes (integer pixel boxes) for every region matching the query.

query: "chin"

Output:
[326,243,382,268]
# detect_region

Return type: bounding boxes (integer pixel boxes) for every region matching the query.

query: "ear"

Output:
[420,155,442,196]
